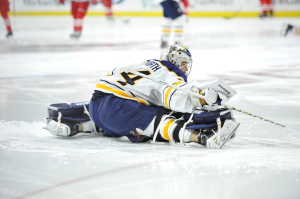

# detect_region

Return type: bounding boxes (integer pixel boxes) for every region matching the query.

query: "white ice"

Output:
[0,16,300,199]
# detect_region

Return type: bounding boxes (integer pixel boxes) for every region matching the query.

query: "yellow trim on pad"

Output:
[199,90,206,105]
[163,119,174,141]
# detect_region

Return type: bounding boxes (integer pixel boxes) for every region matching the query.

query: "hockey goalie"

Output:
[43,44,240,149]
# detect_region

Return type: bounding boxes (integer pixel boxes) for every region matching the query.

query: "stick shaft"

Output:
[128,69,297,133]
[225,0,252,19]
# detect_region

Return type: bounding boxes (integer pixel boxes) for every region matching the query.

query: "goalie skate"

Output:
[43,120,80,137]
[206,119,240,149]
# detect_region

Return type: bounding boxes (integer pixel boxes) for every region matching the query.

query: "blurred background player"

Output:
[158,0,186,48]
[100,0,128,22]
[0,0,13,38]
[259,0,273,18]
[180,0,189,22]
[102,0,113,21]
[59,0,97,38]
[282,23,300,37]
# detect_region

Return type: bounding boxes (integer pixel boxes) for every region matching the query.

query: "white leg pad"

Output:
[43,120,71,137]
[136,115,191,143]
[206,119,240,149]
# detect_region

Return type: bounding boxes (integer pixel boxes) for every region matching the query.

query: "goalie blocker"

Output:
[43,99,239,149]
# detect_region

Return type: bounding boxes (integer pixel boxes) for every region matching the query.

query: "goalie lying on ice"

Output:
[43,44,240,149]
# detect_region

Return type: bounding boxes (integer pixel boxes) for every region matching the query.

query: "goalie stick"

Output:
[126,68,299,135]
[224,0,252,19]
[115,14,130,23]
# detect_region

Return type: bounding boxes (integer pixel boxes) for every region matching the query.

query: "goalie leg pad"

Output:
[173,120,185,142]
[43,120,80,137]
[47,101,91,124]
[48,102,90,117]
[206,119,240,149]
[44,101,101,136]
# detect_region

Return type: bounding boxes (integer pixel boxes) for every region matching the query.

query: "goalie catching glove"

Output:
[190,87,225,111]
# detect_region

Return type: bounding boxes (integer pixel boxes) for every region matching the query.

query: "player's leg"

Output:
[150,114,239,149]
[70,1,89,38]
[70,1,79,38]
[266,0,273,17]
[173,15,184,45]
[0,0,13,38]
[160,0,184,48]
[134,107,239,149]
[102,0,113,21]
[180,0,189,22]
[161,16,172,48]
[259,0,267,18]
[43,102,102,137]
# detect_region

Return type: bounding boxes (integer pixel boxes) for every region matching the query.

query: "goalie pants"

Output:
[89,91,166,143]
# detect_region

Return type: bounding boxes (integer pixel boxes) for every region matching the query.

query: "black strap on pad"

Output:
[153,109,168,135]
[173,121,185,142]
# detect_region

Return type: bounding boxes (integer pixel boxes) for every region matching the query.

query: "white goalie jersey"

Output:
[94,59,196,113]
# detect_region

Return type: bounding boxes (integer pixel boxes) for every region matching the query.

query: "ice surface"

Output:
[0,16,300,199]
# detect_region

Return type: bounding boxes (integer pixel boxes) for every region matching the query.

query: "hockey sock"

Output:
[1,12,12,32]
[4,17,11,32]
[161,17,172,43]
[104,5,112,17]
[72,1,89,32]
[103,0,112,17]
[173,15,184,44]
[74,18,83,31]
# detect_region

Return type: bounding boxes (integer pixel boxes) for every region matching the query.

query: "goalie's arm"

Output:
[190,86,224,111]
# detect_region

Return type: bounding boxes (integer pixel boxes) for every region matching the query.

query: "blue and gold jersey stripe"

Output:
[164,82,184,109]
[95,83,148,105]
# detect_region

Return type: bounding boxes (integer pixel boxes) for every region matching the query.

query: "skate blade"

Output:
[219,123,240,149]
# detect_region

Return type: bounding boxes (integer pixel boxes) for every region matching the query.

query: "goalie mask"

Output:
[160,44,193,76]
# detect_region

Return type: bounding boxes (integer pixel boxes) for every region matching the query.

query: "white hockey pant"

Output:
[161,15,185,43]
[172,15,185,44]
